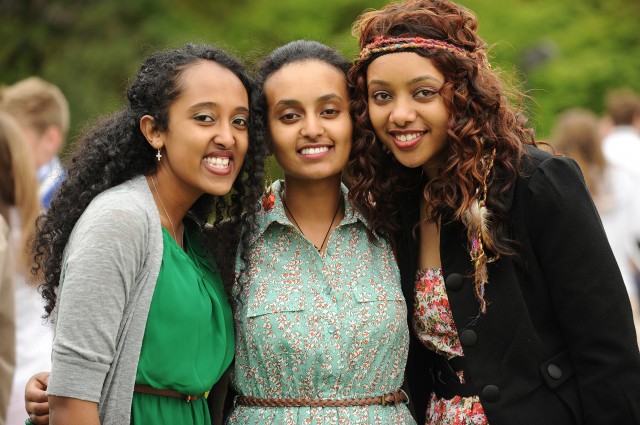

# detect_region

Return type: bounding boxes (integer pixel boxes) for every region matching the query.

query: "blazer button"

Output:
[459,329,477,347]
[445,273,464,291]
[547,363,563,379]
[482,384,500,402]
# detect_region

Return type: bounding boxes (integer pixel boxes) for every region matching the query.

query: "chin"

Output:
[394,157,426,169]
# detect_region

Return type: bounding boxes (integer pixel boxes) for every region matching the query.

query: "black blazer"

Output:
[398,146,640,425]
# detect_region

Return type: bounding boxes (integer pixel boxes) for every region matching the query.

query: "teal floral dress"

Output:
[228,181,414,424]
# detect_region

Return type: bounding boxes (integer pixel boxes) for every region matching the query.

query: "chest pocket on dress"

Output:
[243,274,306,359]
[351,265,407,334]
[352,259,405,303]
[245,274,305,317]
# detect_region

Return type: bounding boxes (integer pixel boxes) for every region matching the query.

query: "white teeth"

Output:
[300,146,330,155]
[395,132,422,142]
[203,157,230,169]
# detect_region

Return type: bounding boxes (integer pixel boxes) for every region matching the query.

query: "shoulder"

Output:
[73,176,159,244]
[516,145,584,194]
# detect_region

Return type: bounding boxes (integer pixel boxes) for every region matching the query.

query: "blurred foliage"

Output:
[1,0,639,158]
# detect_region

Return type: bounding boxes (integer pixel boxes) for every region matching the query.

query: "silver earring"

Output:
[156,148,162,162]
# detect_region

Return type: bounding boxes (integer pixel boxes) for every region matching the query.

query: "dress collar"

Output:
[253,179,377,240]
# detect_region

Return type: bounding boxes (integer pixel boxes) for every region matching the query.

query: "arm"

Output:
[25,372,50,425]
[49,396,99,425]
[526,155,640,423]
[47,196,148,418]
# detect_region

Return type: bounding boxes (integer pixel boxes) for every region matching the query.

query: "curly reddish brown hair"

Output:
[347,0,537,258]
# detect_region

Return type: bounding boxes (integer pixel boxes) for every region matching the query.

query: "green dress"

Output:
[130,223,234,425]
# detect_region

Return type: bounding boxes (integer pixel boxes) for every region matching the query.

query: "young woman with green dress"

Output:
[25,44,266,425]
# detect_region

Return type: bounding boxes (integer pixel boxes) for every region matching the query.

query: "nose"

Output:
[300,115,325,138]
[389,96,417,127]
[213,122,236,148]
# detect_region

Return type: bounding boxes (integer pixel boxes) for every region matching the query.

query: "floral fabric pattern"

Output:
[228,181,414,424]
[413,268,489,425]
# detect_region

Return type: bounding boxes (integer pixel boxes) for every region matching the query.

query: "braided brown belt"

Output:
[235,391,408,407]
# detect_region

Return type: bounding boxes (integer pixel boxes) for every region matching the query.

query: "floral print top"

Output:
[413,268,489,425]
[228,181,414,424]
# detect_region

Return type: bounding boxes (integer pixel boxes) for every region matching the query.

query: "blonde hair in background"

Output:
[0,77,70,141]
[550,108,605,198]
[0,112,40,271]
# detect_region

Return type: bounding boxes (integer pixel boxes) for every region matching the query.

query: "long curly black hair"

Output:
[31,43,267,318]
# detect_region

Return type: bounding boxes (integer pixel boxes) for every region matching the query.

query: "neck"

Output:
[147,171,198,246]
[281,174,344,253]
[281,175,342,219]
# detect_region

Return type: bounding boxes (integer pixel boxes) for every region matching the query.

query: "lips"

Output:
[389,130,425,150]
[300,146,330,155]
[203,156,230,169]
[203,152,233,175]
[297,145,333,159]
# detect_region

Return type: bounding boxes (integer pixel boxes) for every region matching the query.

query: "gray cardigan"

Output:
[47,175,163,424]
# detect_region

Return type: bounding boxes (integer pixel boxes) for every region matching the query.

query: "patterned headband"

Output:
[358,36,489,68]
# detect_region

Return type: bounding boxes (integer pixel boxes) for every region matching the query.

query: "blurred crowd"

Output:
[0,77,66,425]
[550,89,640,344]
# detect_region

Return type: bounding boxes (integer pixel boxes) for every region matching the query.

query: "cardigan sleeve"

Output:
[525,155,640,423]
[47,192,149,403]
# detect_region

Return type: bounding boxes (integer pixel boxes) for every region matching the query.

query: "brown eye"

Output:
[194,114,215,123]
[414,89,438,99]
[372,91,392,102]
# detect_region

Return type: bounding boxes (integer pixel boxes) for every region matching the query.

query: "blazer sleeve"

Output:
[525,155,640,424]
[47,194,149,403]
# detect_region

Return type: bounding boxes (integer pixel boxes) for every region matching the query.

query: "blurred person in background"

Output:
[602,89,640,316]
[0,212,14,425]
[601,89,640,178]
[0,111,40,425]
[0,79,64,425]
[0,77,68,209]
[552,108,640,346]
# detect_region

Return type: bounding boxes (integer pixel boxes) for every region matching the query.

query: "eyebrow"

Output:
[188,101,248,113]
[274,93,344,108]
[368,75,442,86]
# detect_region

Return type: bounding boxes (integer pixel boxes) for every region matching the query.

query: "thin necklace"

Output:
[150,175,181,247]
[282,189,342,253]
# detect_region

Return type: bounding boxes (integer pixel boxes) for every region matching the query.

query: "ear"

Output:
[41,125,63,156]
[140,115,163,150]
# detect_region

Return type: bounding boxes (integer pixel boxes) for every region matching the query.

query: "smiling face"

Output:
[150,60,249,200]
[264,59,352,183]
[366,52,449,177]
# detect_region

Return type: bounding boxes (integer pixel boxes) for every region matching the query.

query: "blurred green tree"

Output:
[1,0,638,155]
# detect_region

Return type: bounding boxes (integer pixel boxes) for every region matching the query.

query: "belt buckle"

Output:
[380,394,387,406]
[400,389,410,405]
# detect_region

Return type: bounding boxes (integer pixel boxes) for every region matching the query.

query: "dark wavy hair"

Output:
[31,43,267,318]
[227,40,352,299]
[347,0,536,258]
